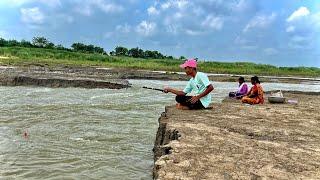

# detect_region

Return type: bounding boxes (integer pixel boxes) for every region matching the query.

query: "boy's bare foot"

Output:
[176,103,189,110]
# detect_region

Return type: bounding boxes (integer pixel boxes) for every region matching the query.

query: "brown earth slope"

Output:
[154,92,320,179]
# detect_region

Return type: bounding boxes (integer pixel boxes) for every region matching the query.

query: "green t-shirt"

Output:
[183,72,212,108]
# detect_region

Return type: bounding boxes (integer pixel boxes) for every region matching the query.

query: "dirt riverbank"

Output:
[153,92,320,179]
[0,65,319,87]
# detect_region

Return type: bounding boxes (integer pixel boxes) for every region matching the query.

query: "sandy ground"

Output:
[154,92,320,179]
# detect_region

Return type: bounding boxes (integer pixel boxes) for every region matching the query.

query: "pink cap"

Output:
[180,59,197,68]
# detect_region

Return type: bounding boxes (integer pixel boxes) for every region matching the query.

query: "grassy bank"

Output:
[0,46,319,77]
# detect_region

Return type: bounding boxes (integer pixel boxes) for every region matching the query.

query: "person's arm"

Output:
[246,86,252,96]
[165,80,192,96]
[164,87,186,96]
[190,84,214,104]
[248,85,258,98]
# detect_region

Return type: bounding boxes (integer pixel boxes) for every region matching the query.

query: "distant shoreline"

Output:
[0,47,319,78]
[0,66,319,89]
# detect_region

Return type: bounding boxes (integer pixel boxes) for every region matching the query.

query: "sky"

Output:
[0,0,319,67]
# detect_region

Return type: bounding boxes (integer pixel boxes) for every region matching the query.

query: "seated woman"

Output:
[229,77,248,99]
[242,76,264,104]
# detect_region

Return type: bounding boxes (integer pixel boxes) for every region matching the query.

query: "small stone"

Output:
[173,158,180,164]
[165,172,175,179]
[177,160,191,167]
[155,159,166,167]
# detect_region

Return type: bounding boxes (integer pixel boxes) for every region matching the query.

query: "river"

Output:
[0,80,319,179]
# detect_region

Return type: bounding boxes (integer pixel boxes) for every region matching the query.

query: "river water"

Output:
[0,80,319,179]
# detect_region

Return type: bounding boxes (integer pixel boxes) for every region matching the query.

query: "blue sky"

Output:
[0,0,319,67]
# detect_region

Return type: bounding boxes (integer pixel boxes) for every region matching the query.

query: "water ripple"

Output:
[0,80,318,179]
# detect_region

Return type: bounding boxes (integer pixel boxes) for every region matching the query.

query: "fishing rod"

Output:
[142,86,165,92]
[126,82,165,92]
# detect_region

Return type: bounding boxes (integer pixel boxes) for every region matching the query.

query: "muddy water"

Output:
[0,80,319,179]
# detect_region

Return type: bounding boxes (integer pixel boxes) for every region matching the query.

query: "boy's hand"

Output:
[190,96,200,104]
[164,87,171,93]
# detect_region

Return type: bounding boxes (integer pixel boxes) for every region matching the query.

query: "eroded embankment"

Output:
[153,92,320,179]
[0,75,129,89]
[0,66,129,89]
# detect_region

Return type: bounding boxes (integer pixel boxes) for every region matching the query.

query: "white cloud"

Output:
[286,26,295,33]
[291,35,308,43]
[285,9,319,50]
[5,0,32,6]
[234,36,258,50]
[116,24,131,33]
[92,0,123,13]
[311,12,320,29]
[264,48,278,55]
[1,0,61,7]
[39,0,61,7]
[148,6,160,15]
[185,29,202,36]
[20,7,45,24]
[201,15,224,30]
[243,13,276,32]
[173,12,184,19]
[192,6,205,16]
[75,0,123,16]
[174,0,189,9]
[163,12,185,26]
[75,5,92,16]
[288,35,310,49]
[166,25,180,34]
[161,2,171,10]
[234,36,249,45]
[103,32,113,39]
[161,0,189,10]
[286,7,310,22]
[136,21,157,36]
[232,0,249,12]
[57,14,74,24]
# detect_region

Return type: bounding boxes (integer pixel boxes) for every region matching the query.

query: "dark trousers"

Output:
[176,95,204,110]
[229,92,244,99]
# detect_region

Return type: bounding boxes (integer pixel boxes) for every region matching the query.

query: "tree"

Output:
[32,37,49,47]
[55,44,69,51]
[71,43,86,52]
[115,46,128,56]
[128,47,144,58]
[144,50,154,58]
[151,51,164,59]
[86,44,95,53]
[166,56,174,59]
[0,38,7,46]
[7,40,19,46]
[139,49,144,58]
[94,46,105,54]
[46,42,55,49]
[128,47,138,57]
[71,43,105,54]
[179,56,186,60]
[109,51,116,56]
[20,40,33,47]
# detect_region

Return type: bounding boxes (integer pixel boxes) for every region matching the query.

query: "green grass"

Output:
[0,46,319,77]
